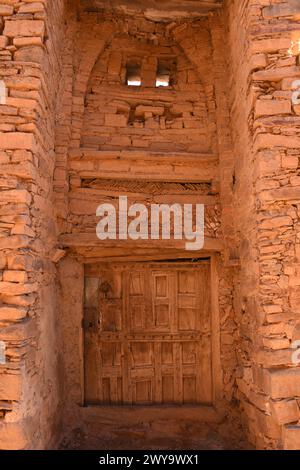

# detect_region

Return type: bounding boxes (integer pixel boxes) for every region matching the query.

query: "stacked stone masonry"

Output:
[0,0,299,450]
[226,0,300,450]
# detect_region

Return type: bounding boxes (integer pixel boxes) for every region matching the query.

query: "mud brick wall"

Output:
[0,0,65,449]
[81,18,217,154]
[65,16,221,242]
[225,0,300,449]
[0,0,299,451]
[55,10,243,444]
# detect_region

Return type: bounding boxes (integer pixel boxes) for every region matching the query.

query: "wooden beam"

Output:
[74,249,214,263]
[85,260,211,275]
[210,254,223,408]
[84,0,223,17]
[59,233,223,251]
[68,149,218,183]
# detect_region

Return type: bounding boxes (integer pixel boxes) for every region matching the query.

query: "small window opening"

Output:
[156,63,170,88]
[126,62,141,87]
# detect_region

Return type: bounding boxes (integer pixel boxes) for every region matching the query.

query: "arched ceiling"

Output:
[80,0,223,21]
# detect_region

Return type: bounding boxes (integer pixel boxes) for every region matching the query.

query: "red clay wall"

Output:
[225,0,300,449]
[0,0,66,449]
[1,0,300,451]
[81,26,215,153]
[56,11,242,444]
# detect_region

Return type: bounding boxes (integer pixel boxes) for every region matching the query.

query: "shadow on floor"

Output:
[59,420,252,450]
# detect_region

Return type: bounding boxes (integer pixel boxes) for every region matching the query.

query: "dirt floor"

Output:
[59,415,251,450]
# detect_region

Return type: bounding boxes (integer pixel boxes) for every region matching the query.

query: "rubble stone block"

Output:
[250,38,291,54]
[3,270,28,283]
[0,5,14,16]
[264,368,300,399]
[263,338,290,350]
[0,282,38,296]
[0,36,8,48]
[0,423,28,450]
[255,100,291,117]
[283,425,300,450]
[104,114,128,127]
[271,400,300,425]
[282,155,299,169]
[0,133,35,151]
[0,306,27,321]
[263,1,300,20]
[0,374,22,401]
[3,20,45,38]
[18,2,45,14]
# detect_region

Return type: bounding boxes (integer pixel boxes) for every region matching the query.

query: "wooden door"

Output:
[84,261,212,405]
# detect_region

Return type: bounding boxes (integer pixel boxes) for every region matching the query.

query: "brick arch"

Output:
[53,14,116,230]
[80,27,217,154]
[69,19,116,148]
[171,20,215,87]
[85,24,211,88]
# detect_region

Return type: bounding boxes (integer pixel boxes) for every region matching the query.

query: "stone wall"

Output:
[49,6,245,445]
[0,0,65,449]
[1,0,300,451]
[81,19,216,154]
[225,0,300,450]
[64,15,221,244]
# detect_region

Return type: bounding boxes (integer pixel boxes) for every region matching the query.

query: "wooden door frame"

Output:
[80,254,223,411]
[210,253,223,409]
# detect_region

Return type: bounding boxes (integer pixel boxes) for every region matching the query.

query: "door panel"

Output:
[84,261,212,405]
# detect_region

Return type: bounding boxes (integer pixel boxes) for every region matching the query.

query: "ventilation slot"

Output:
[156,62,170,88]
[126,62,141,87]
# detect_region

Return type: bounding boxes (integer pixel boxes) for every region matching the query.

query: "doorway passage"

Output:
[84,260,213,406]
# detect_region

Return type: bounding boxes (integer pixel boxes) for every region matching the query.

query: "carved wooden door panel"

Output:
[84,261,212,405]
